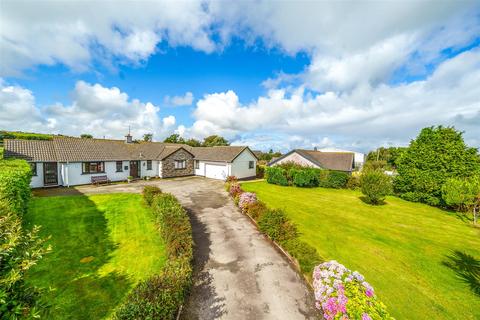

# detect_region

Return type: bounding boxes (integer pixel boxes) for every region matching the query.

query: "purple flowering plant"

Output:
[313,261,393,320]
[238,192,257,212]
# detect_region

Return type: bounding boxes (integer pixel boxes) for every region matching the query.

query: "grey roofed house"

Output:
[3,135,258,188]
[268,149,355,172]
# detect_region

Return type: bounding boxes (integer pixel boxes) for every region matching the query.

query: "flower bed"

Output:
[313,261,393,320]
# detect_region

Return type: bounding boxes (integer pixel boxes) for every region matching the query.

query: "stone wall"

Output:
[162,149,194,178]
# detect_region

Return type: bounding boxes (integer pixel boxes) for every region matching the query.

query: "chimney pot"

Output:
[125,134,133,144]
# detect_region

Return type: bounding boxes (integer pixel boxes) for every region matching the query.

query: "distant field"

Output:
[242,181,480,320]
[25,194,166,319]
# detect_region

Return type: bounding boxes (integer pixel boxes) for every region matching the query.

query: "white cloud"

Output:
[164,92,194,107]
[183,48,480,152]
[0,80,175,140]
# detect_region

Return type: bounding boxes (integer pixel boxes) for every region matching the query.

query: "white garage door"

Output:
[205,163,227,180]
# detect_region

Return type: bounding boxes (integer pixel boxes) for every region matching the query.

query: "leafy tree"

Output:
[143,133,153,142]
[362,160,388,172]
[163,134,185,144]
[366,147,406,169]
[258,149,282,161]
[202,135,229,147]
[80,134,93,139]
[395,126,480,206]
[442,177,480,224]
[184,138,201,147]
[360,170,392,205]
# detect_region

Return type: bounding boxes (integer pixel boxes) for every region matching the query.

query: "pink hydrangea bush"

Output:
[313,261,393,320]
[238,192,257,212]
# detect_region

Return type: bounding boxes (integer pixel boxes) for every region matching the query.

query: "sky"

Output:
[0,0,479,153]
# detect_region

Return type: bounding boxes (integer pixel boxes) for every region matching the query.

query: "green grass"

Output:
[25,194,167,319]
[242,181,480,320]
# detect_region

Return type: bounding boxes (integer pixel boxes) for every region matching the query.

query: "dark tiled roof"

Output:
[271,149,354,172]
[3,137,254,163]
[4,140,57,161]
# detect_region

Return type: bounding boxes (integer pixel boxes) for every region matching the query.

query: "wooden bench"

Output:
[91,175,110,185]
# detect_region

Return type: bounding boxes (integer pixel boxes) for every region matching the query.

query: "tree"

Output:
[360,170,392,205]
[442,177,480,224]
[366,147,406,169]
[202,135,229,147]
[395,126,480,206]
[80,134,93,139]
[184,138,201,147]
[143,133,153,142]
[163,134,185,144]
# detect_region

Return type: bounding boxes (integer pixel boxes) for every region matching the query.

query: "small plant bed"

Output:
[24,194,167,319]
[241,181,480,320]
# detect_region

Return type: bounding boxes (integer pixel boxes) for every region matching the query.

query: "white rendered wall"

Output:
[140,160,158,178]
[230,149,256,179]
[64,161,130,186]
[30,162,44,188]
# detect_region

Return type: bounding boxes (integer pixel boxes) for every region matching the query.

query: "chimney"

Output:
[125,133,133,143]
[314,146,318,151]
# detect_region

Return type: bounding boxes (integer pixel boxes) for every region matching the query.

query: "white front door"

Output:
[205,163,227,180]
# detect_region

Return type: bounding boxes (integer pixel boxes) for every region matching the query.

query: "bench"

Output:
[91,175,110,185]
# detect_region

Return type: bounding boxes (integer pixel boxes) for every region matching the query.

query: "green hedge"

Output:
[143,186,162,206]
[266,165,349,189]
[290,168,320,187]
[265,166,288,186]
[318,170,349,188]
[258,208,298,243]
[0,159,32,215]
[114,190,193,320]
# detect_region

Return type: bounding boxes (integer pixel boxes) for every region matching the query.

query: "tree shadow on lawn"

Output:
[25,195,133,320]
[443,250,480,296]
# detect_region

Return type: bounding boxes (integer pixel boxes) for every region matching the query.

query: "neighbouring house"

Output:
[268,149,355,172]
[3,134,257,188]
[317,147,365,168]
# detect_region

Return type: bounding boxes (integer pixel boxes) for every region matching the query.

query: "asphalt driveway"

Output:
[37,177,318,319]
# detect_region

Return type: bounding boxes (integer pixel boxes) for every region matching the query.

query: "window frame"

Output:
[174,160,186,170]
[249,161,254,169]
[29,162,37,176]
[147,160,152,170]
[116,161,123,172]
[82,162,105,174]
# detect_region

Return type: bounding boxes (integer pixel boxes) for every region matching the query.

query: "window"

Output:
[249,161,254,169]
[174,160,186,170]
[116,161,123,172]
[29,162,37,176]
[82,162,104,174]
[195,160,199,169]
[147,160,152,170]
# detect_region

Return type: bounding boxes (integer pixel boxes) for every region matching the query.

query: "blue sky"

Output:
[1,1,479,152]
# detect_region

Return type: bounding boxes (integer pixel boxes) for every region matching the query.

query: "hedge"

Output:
[0,159,32,215]
[226,181,322,276]
[265,166,289,186]
[265,165,349,189]
[143,186,162,206]
[114,189,193,320]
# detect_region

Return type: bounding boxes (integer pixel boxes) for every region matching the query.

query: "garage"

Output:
[205,163,228,180]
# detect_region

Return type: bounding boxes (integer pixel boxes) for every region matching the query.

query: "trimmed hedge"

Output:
[114,190,193,320]
[318,170,349,188]
[266,165,350,189]
[265,166,288,186]
[226,182,322,275]
[0,159,32,215]
[290,168,320,187]
[143,186,162,206]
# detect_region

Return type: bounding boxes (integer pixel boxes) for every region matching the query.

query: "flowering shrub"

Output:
[313,261,393,320]
[229,183,243,197]
[238,192,257,212]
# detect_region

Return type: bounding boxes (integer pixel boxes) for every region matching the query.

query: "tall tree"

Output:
[185,138,201,147]
[442,177,480,224]
[163,134,185,144]
[202,135,229,147]
[143,133,153,142]
[395,126,480,206]
[366,147,406,169]
[80,134,93,139]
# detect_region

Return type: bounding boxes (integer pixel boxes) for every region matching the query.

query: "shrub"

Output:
[0,160,51,318]
[265,166,288,186]
[442,176,480,224]
[275,161,305,171]
[256,165,265,178]
[400,191,440,206]
[318,170,349,189]
[229,183,243,198]
[395,126,480,205]
[244,201,268,221]
[290,168,320,187]
[360,170,392,205]
[143,186,162,206]
[238,192,257,212]
[346,175,361,190]
[258,208,298,243]
[313,261,393,320]
[282,239,322,274]
[115,190,193,319]
[226,176,238,183]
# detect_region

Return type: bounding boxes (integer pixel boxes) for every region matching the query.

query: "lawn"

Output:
[242,181,480,320]
[25,193,167,319]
